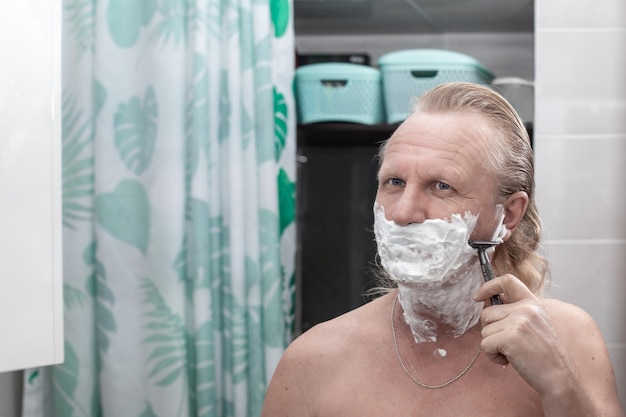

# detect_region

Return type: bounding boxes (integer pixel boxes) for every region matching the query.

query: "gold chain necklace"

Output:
[391,294,482,389]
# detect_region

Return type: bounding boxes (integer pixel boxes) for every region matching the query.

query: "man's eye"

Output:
[388,178,404,187]
[436,181,451,190]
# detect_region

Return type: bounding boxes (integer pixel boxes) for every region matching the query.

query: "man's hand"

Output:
[474,274,573,394]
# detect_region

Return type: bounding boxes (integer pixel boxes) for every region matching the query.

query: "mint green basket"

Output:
[295,63,384,125]
[378,49,494,124]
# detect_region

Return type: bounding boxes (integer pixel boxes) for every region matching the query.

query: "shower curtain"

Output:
[22,0,296,416]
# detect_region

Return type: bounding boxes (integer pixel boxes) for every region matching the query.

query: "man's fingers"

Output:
[474,273,534,304]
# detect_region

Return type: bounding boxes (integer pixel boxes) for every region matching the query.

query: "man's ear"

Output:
[502,191,529,239]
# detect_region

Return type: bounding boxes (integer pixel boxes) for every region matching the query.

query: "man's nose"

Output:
[390,186,428,226]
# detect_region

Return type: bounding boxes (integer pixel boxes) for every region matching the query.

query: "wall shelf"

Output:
[297,122,399,148]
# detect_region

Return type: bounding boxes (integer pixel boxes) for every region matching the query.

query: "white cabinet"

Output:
[0,1,63,372]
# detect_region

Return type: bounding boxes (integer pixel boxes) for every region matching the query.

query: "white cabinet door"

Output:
[0,1,63,372]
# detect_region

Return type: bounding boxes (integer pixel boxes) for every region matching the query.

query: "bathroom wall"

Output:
[534,0,626,407]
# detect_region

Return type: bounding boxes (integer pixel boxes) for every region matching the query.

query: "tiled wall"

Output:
[534,0,626,407]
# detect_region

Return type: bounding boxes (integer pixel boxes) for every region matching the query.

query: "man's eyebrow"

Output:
[377,167,401,178]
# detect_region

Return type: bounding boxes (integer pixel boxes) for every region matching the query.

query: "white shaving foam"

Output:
[374,202,506,343]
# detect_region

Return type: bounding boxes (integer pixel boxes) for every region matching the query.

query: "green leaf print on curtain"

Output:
[62,89,94,229]
[113,87,158,176]
[277,168,296,235]
[95,179,151,254]
[106,0,157,48]
[22,0,296,415]
[141,279,187,387]
[64,0,96,56]
[84,241,116,355]
[52,342,80,417]
[270,0,290,37]
[139,403,159,417]
[274,87,288,162]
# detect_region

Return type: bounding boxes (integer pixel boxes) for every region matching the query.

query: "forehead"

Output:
[380,111,495,172]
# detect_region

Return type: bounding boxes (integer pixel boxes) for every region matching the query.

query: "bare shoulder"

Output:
[541,297,624,415]
[541,297,611,351]
[261,292,395,417]
[542,297,602,337]
[543,297,592,320]
[287,291,393,361]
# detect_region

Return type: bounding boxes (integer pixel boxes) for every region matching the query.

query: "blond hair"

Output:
[376,82,549,293]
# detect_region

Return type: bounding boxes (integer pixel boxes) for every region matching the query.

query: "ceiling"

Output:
[294,0,534,35]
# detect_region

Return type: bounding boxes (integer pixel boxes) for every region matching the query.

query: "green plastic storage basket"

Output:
[295,63,384,125]
[378,49,494,124]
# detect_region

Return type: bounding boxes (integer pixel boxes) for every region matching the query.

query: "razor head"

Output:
[468,240,499,250]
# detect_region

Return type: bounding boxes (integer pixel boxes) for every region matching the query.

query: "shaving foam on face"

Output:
[373,202,506,343]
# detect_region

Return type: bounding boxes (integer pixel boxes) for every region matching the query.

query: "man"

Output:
[261,82,625,416]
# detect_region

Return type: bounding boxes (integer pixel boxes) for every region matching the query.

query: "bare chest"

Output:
[314,356,544,417]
